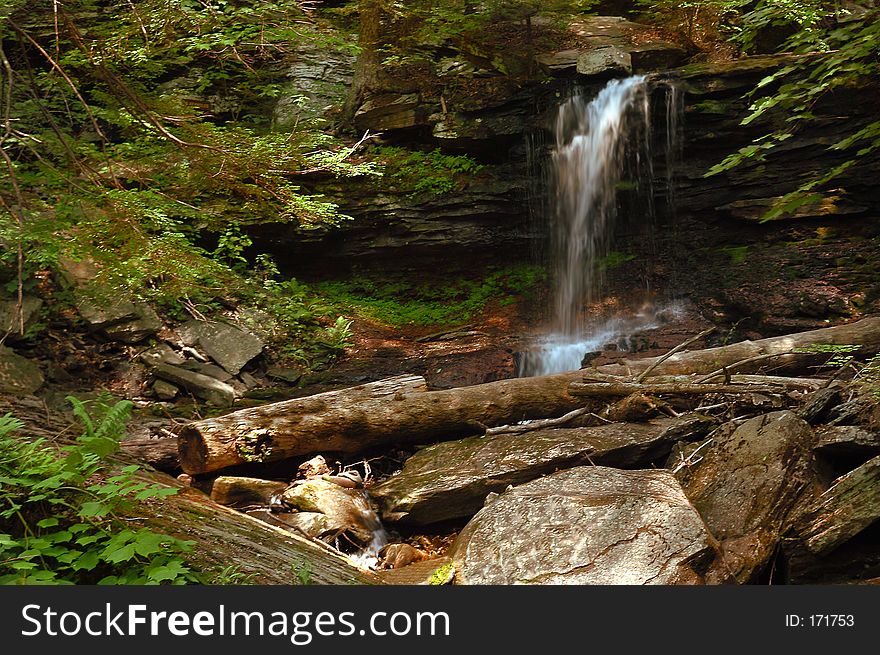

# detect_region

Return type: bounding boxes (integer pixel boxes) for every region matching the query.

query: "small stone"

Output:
[379,543,427,570]
[139,343,186,367]
[239,371,260,389]
[180,360,233,382]
[152,379,179,401]
[298,455,331,479]
[267,366,305,384]
[153,363,235,407]
[177,474,193,486]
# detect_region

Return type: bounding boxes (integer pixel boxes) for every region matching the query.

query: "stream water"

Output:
[519,76,682,376]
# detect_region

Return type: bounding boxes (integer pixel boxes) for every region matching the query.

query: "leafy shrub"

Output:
[315,266,545,327]
[372,147,484,197]
[0,394,198,585]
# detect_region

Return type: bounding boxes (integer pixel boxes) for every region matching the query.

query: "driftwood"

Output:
[209,475,288,507]
[179,372,589,474]
[595,316,880,378]
[120,437,180,472]
[569,380,817,397]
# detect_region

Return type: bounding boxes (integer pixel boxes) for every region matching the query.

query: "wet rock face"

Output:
[372,414,715,525]
[676,411,816,583]
[450,466,715,585]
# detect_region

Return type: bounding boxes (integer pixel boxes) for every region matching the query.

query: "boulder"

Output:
[450,466,715,585]
[0,346,43,395]
[151,379,179,401]
[139,343,186,367]
[813,425,880,457]
[676,411,816,583]
[103,304,162,343]
[77,292,161,343]
[177,320,264,375]
[0,295,43,339]
[784,455,880,583]
[153,363,236,407]
[787,455,880,558]
[372,414,715,525]
[577,46,632,77]
[77,296,139,329]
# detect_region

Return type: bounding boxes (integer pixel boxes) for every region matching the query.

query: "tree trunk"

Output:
[179,318,880,475]
[594,316,880,378]
[120,437,180,472]
[179,372,589,474]
[340,0,383,127]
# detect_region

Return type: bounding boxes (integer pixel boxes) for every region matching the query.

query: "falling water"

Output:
[348,492,389,570]
[519,76,682,376]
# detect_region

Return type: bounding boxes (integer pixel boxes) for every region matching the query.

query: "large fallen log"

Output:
[179,318,880,475]
[179,371,589,474]
[594,316,880,378]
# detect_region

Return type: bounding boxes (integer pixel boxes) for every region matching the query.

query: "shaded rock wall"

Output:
[256,22,880,330]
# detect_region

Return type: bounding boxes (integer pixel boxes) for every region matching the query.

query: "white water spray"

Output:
[520,76,681,376]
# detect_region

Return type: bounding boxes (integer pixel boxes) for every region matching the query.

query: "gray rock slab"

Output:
[0,346,43,395]
[103,304,162,343]
[177,320,264,375]
[372,414,715,525]
[676,411,815,583]
[153,363,235,407]
[813,425,880,457]
[577,46,632,77]
[450,466,715,585]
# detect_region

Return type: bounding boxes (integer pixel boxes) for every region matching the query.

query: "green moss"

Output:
[720,245,750,265]
[371,146,484,197]
[314,265,545,328]
[599,250,636,270]
[428,563,455,585]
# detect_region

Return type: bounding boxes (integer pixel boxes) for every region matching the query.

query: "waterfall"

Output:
[519,76,682,377]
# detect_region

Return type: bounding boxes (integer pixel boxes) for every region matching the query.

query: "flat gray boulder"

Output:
[0,346,43,395]
[0,295,43,339]
[450,466,715,585]
[676,411,815,583]
[577,46,632,77]
[372,414,714,525]
[154,363,236,407]
[178,320,264,375]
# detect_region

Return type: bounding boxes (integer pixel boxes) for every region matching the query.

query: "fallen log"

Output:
[595,316,880,378]
[120,437,180,472]
[569,380,815,397]
[179,319,880,475]
[179,372,589,474]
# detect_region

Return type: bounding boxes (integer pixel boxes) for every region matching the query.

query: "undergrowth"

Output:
[314,265,545,327]
[0,393,198,585]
